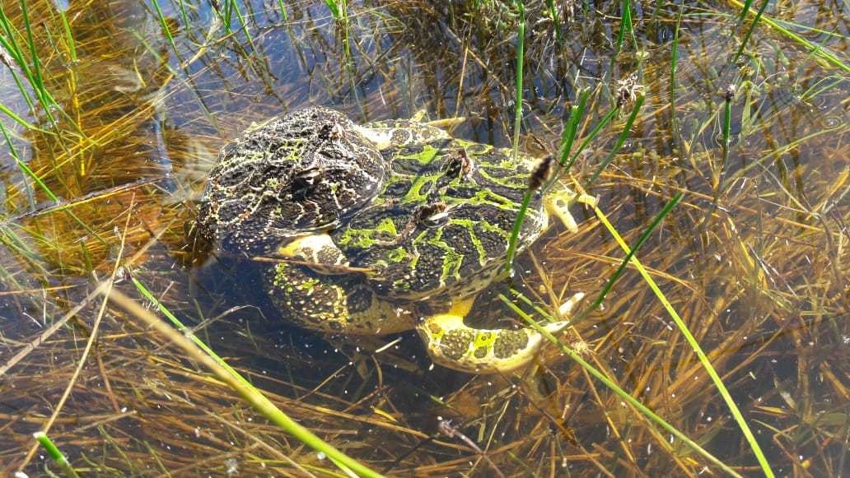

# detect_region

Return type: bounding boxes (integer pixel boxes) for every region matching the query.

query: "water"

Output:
[0,0,847,475]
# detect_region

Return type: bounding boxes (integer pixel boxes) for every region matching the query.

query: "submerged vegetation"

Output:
[0,0,847,475]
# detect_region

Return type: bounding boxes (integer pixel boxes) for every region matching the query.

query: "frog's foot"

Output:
[277,233,348,272]
[544,189,598,234]
[416,294,584,374]
[354,125,395,150]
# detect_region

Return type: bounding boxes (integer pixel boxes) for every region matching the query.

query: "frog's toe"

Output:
[558,292,585,316]
[544,190,598,233]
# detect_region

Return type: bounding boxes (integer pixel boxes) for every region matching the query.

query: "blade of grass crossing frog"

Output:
[503,190,534,274]
[504,89,588,263]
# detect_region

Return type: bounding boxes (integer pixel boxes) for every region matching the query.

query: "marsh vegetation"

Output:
[0,0,847,476]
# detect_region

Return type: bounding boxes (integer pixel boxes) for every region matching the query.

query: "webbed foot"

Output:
[416,294,584,374]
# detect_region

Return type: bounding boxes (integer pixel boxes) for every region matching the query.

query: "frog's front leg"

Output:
[269,233,414,335]
[277,233,348,271]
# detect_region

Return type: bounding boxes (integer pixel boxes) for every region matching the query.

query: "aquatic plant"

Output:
[0,1,845,476]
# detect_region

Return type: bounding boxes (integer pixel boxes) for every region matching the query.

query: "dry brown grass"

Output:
[0,0,847,476]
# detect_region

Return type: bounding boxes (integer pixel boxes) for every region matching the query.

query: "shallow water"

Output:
[0,0,847,475]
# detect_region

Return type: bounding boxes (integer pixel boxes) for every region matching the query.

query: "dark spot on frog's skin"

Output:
[493,330,529,359]
[291,167,323,198]
[346,286,373,314]
[391,129,410,146]
[474,346,488,359]
[439,329,474,361]
[317,246,341,265]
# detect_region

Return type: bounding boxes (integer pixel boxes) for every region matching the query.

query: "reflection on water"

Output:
[0,0,847,475]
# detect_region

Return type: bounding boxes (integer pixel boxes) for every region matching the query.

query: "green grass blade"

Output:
[737,0,755,20]
[0,102,40,131]
[559,105,619,175]
[592,204,775,477]
[615,0,637,56]
[176,0,191,34]
[499,297,742,477]
[277,0,289,22]
[502,190,533,274]
[670,4,683,145]
[324,0,341,19]
[726,0,849,73]
[733,0,770,63]
[128,279,383,478]
[33,432,80,478]
[557,89,589,168]
[586,94,644,187]
[19,0,48,105]
[56,6,76,63]
[719,86,734,192]
[545,0,562,42]
[0,121,106,245]
[151,0,181,61]
[231,0,258,54]
[573,193,682,325]
[511,0,525,161]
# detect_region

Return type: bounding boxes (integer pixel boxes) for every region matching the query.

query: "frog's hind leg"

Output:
[416,293,585,374]
[544,189,598,233]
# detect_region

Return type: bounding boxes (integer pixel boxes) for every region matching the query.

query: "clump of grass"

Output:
[733,0,770,63]
[0,1,846,476]
[112,284,383,478]
[324,0,347,21]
